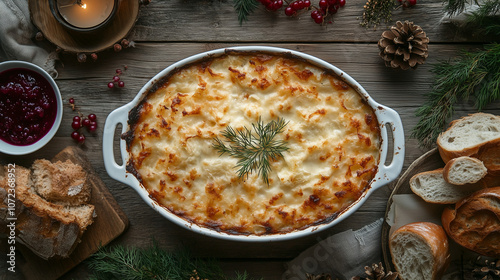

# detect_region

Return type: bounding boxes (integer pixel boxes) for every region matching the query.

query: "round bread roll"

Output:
[389,222,450,280]
[441,186,500,258]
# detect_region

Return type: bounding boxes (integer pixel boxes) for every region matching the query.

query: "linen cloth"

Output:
[282,218,384,280]
[0,0,58,77]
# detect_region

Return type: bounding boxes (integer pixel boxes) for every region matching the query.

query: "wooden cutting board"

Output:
[12,146,129,280]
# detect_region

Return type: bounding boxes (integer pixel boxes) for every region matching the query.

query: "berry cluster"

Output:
[258,0,346,25]
[68,98,98,144]
[107,68,126,89]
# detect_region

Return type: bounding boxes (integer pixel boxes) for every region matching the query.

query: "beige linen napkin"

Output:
[0,0,58,77]
[282,218,384,280]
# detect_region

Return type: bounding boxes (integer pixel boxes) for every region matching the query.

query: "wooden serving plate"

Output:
[381,148,445,272]
[4,146,129,280]
[29,0,140,54]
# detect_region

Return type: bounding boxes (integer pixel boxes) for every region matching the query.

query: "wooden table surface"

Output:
[2,0,499,279]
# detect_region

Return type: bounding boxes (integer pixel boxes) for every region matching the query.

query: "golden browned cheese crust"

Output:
[124,53,381,235]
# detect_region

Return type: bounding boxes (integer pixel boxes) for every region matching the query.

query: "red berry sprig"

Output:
[67,98,98,144]
[260,0,346,25]
[107,67,127,89]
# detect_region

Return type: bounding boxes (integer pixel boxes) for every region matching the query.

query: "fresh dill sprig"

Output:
[87,242,261,280]
[213,117,289,185]
[233,0,259,25]
[411,43,500,148]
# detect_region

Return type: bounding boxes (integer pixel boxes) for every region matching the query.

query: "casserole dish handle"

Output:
[374,106,405,189]
[103,105,132,185]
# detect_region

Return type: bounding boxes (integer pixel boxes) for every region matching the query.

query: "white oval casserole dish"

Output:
[103,46,405,242]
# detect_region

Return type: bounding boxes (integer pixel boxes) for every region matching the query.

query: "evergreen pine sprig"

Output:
[212,117,289,185]
[87,242,261,280]
[466,0,500,36]
[411,43,500,148]
[233,0,259,24]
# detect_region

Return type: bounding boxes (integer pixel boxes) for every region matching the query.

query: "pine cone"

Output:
[306,273,334,280]
[378,20,429,70]
[351,262,398,280]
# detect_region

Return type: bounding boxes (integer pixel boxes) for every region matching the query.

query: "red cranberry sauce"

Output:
[0,68,57,146]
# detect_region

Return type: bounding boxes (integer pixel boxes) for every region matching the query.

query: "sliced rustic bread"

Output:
[389,222,450,280]
[437,113,500,165]
[31,159,91,206]
[409,169,484,204]
[441,186,500,258]
[443,156,487,185]
[0,163,95,260]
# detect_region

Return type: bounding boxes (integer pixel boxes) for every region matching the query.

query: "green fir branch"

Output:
[213,117,289,185]
[466,0,500,36]
[233,0,259,25]
[88,242,261,280]
[411,43,500,148]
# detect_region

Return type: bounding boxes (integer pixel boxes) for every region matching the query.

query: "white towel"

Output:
[0,0,58,78]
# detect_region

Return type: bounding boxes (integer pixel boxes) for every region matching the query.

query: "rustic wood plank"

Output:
[128,0,490,43]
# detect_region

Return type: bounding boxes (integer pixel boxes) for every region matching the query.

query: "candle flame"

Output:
[81,3,87,9]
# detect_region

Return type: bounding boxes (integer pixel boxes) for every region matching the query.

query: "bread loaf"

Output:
[409,168,485,204]
[441,186,500,258]
[389,222,450,280]
[0,161,95,260]
[31,159,91,206]
[437,113,500,166]
[442,156,487,185]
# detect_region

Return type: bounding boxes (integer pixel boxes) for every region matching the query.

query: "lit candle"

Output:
[56,0,115,29]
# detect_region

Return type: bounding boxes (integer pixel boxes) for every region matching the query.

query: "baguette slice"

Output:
[437,113,500,165]
[389,222,450,280]
[441,187,500,258]
[443,156,487,185]
[410,169,485,204]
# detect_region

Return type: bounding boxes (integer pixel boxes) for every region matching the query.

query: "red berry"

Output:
[71,120,81,130]
[303,0,311,7]
[73,116,81,122]
[261,0,271,6]
[69,98,75,104]
[285,6,295,16]
[116,69,122,74]
[327,0,336,5]
[408,0,416,5]
[113,76,120,82]
[78,134,86,143]
[82,118,91,127]
[118,81,125,88]
[108,82,115,88]
[314,16,323,24]
[291,1,300,10]
[319,0,328,8]
[88,124,97,133]
[296,0,305,9]
[71,131,80,140]
[328,4,338,13]
[339,0,346,6]
[88,113,97,122]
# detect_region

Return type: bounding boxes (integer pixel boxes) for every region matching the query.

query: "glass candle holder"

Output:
[49,0,118,32]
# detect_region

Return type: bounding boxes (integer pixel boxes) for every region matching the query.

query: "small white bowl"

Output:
[0,61,62,155]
